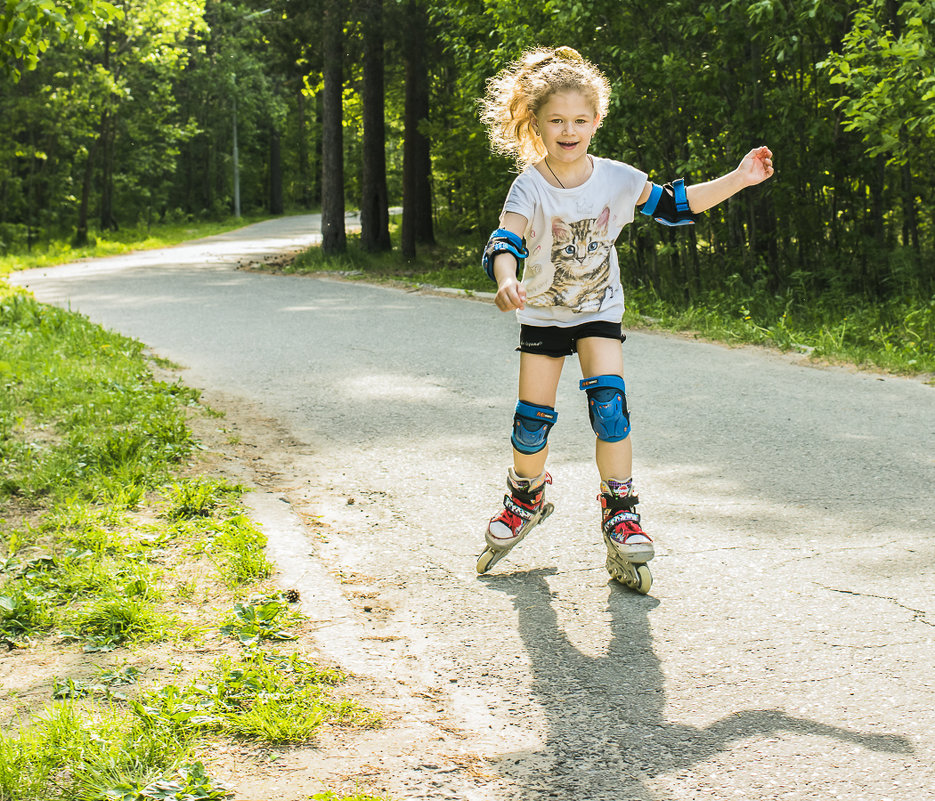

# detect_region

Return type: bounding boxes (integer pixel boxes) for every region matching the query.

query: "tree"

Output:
[359,0,390,252]
[0,0,120,81]
[320,0,346,253]
[400,0,434,259]
[824,0,935,166]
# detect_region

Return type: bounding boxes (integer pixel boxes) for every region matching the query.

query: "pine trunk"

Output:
[321,0,346,254]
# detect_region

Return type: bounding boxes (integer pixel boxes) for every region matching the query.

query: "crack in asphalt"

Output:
[816,584,935,628]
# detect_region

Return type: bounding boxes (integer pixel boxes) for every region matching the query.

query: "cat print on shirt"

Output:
[529,206,614,313]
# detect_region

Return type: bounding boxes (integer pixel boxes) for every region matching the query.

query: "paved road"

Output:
[11,216,935,800]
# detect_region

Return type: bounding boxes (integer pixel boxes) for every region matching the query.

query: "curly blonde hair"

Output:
[479,46,611,170]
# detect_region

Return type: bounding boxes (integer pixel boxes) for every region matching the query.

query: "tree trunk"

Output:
[401,0,433,259]
[269,126,284,215]
[74,139,98,247]
[99,113,118,231]
[98,29,118,231]
[360,0,390,252]
[296,87,311,208]
[320,0,346,254]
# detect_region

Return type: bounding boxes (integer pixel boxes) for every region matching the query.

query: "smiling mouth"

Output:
[558,142,578,149]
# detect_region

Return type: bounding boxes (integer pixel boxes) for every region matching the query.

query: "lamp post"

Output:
[230,8,270,217]
[232,73,240,217]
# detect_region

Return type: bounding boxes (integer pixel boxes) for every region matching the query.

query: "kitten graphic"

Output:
[531,206,614,312]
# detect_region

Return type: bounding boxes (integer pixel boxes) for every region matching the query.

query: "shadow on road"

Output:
[481,568,912,800]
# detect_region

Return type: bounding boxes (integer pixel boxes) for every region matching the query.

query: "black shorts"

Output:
[518,321,626,358]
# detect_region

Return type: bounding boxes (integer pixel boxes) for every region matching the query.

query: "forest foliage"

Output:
[1,1,933,333]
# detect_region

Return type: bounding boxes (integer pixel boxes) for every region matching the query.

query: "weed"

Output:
[219,596,302,646]
[0,586,51,641]
[162,478,242,522]
[102,761,232,801]
[68,597,174,652]
[312,794,390,801]
[199,516,272,586]
[52,666,141,701]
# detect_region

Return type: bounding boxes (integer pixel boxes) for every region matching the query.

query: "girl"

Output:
[476,46,774,592]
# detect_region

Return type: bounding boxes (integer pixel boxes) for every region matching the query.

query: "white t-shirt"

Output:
[501,156,647,327]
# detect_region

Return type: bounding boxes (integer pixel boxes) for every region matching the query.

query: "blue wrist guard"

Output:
[482,228,528,282]
[638,178,697,227]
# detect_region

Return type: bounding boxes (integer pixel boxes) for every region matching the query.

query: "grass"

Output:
[0,216,275,276]
[281,223,935,378]
[0,280,382,801]
[131,648,374,744]
[620,284,935,376]
[0,288,197,502]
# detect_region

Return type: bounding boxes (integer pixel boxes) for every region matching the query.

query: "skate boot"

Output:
[600,479,654,594]
[477,469,553,574]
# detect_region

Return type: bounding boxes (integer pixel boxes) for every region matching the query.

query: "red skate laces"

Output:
[604,510,652,546]
[600,492,652,546]
[491,496,537,536]
[490,473,551,539]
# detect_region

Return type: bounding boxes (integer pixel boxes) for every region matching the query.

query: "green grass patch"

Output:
[0,284,379,800]
[0,216,274,276]
[0,290,197,502]
[131,648,375,745]
[161,478,243,522]
[0,701,194,801]
[1,501,171,649]
[621,284,935,376]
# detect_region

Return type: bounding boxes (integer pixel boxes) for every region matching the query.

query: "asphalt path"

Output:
[11,215,935,800]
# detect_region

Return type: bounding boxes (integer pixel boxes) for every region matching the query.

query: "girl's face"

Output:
[534,90,601,163]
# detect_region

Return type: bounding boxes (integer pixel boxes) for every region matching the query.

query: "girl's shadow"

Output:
[482,568,911,800]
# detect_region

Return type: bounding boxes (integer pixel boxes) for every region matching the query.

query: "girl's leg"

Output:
[576,336,631,480]
[576,335,653,578]
[514,351,565,477]
[481,352,564,564]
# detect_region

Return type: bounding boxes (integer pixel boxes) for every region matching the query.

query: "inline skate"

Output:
[477,469,553,574]
[600,479,653,594]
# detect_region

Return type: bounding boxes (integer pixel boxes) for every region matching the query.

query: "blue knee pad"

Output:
[511,400,557,455]
[580,375,630,441]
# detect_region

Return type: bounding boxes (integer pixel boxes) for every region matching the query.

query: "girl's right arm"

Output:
[492,211,529,312]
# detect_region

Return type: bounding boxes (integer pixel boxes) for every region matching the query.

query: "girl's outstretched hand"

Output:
[495,275,527,312]
[738,146,774,186]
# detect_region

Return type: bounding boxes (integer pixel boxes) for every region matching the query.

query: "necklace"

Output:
[544,157,565,189]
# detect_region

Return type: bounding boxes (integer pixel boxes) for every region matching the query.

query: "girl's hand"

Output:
[495,275,527,312]
[737,146,774,186]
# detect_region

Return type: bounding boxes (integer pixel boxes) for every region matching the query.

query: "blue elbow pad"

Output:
[482,228,528,281]
[638,179,697,227]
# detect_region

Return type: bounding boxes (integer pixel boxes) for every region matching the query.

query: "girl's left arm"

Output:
[684,146,774,213]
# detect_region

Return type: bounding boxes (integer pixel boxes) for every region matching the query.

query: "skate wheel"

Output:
[476,546,503,575]
[634,564,652,595]
[606,554,653,595]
